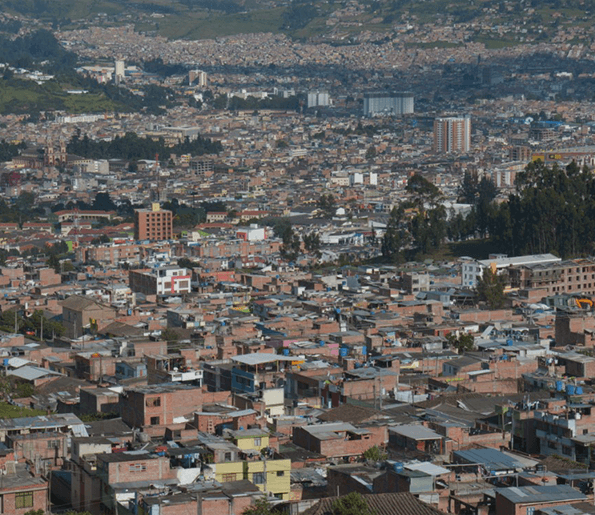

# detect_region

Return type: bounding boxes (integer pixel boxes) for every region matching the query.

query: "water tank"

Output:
[319,340,325,347]
[339,346,349,357]
[393,462,404,473]
[282,348,290,356]
[576,386,584,395]
[566,385,576,395]
[506,339,514,346]
[361,346,367,355]
[556,381,564,392]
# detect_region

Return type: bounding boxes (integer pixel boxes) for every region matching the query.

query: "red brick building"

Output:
[120,385,203,435]
[134,205,173,241]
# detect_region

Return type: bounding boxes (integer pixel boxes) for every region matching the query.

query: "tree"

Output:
[406,174,440,202]
[331,492,376,515]
[318,194,336,218]
[161,328,179,343]
[92,192,117,212]
[243,498,276,515]
[476,267,506,309]
[363,445,387,462]
[303,231,321,256]
[447,332,475,353]
[381,206,409,262]
[280,228,301,262]
[365,145,377,160]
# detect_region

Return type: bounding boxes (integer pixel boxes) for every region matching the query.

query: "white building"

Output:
[461,253,561,288]
[114,59,125,83]
[363,92,414,116]
[307,91,330,108]
[236,225,266,242]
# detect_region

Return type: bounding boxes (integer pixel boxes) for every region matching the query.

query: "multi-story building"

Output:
[508,258,595,296]
[119,384,203,431]
[134,204,173,241]
[61,295,116,339]
[461,253,561,288]
[433,116,472,153]
[211,454,292,500]
[129,266,191,296]
[363,92,414,116]
[189,69,207,87]
[189,157,214,174]
[307,91,330,108]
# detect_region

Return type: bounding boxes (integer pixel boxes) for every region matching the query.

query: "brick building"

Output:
[494,485,586,515]
[60,295,116,339]
[292,422,387,459]
[134,204,173,241]
[119,385,203,434]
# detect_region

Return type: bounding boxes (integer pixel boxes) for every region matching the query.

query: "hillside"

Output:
[2,0,595,42]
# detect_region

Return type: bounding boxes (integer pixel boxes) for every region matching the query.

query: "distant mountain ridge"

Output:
[1,0,593,42]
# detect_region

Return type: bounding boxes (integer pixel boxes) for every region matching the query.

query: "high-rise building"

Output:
[114,59,125,84]
[433,116,471,153]
[307,91,330,108]
[363,92,414,116]
[189,70,207,87]
[134,204,173,241]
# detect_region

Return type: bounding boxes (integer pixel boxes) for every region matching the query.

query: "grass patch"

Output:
[0,402,46,419]
[405,41,462,49]
[0,79,128,114]
[474,36,519,49]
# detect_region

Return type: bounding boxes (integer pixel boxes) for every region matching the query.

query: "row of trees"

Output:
[67,131,223,161]
[382,161,595,262]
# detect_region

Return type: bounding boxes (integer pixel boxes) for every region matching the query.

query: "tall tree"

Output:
[476,267,505,309]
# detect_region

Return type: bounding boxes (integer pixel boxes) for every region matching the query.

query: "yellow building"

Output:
[230,429,270,452]
[214,458,291,499]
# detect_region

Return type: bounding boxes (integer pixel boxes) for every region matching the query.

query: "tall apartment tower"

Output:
[134,203,173,241]
[433,116,471,153]
[189,70,207,87]
[114,59,125,84]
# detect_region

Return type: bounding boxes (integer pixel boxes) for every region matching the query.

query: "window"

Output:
[254,438,261,447]
[276,471,284,477]
[47,440,60,449]
[252,473,265,484]
[548,441,557,450]
[224,452,232,462]
[129,463,147,473]
[222,473,237,482]
[15,491,33,509]
[150,416,160,425]
[147,397,161,407]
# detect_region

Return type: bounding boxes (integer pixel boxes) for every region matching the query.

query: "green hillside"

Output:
[1,0,594,41]
[0,78,128,115]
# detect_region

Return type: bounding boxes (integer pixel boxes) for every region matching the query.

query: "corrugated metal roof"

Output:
[496,485,586,504]
[454,449,523,471]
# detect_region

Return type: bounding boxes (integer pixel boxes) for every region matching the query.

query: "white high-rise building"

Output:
[433,116,471,153]
[307,91,330,108]
[189,69,207,87]
[114,59,125,84]
[363,92,414,116]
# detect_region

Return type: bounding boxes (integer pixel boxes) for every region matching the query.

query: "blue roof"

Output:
[453,449,523,471]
